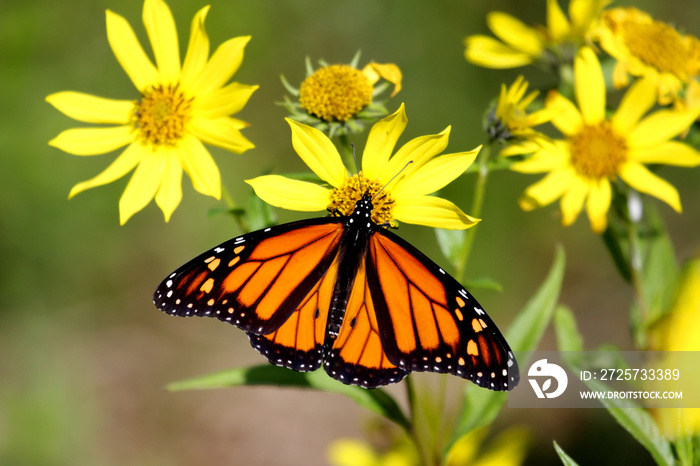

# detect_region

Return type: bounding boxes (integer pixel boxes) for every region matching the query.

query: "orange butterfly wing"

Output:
[363,230,519,391]
[323,256,409,387]
[154,219,343,338]
[154,196,519,390]
[248,253,339,372]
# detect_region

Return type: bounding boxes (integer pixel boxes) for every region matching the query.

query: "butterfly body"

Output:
[154,193,519,390]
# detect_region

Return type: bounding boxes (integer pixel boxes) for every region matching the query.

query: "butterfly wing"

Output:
[365,229,519,391]
[248,252,340,372]
[323,255,410,388]
[154,207,519,390]
[154,218,343,345]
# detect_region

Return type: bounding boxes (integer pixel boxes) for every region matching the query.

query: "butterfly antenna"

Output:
[373,160,413,201]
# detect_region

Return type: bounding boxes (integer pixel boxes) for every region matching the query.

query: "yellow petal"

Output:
[155,153,183,222]
[117,154,164,224]
[226,118,250,130]
[499,139,543,157]
[546,91,583,136]
[464,35,535,69]
[106,9,158,90]
[246,175,330,212]
[575,47,605,125]
[362,62,402,96]
[181,6,210,90]
[560,175,589,226]
[619,162,681,212]
[393,196,479,230]
[46,92,133,124]
[190,36,250,95]
[487,12,543,56]
[327,439,378,466]
[384,126,450,181]
[287,118,346,187]
[362,104,407,181]
[526,107,555,126]
[179,135,221,199]
[569,0,608,34]
[68,142,143,198]
[612,61,630,89]
[547,0,570,41]
[628,109,700,148]
[143,0,180,83]
[119,150,167,224]
[630,141,700,167]
[586,179,612,232]
[193,82,258,119]
[611,77,657,134]
[392,149,479,199]
[510,144,568,173]
[49,126,133,155]
[518,169,574,210]
[188,116,254,154]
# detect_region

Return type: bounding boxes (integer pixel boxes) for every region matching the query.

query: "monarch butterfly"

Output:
[154,192,519,390]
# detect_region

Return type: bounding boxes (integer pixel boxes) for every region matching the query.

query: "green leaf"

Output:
[637,204,678,324]
[554,306,583,353]
[601,222,632,282]
[447,246,566,451]
[584,378,675,466]
[553,309,676,466]
[246,190,278,231]
[553,440,580,466]
[464,277,503,293]
[435,228,466,270]
[207,206,245,219]
[279,74,299,96]
[503,246,566,355]
[167,364,410,432]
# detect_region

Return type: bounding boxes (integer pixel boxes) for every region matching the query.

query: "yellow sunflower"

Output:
[599,7,700,105]
[47,0,257,224]
[487,75,554,141]
[247,104,480,230]
[506,47,700,232]
[464,0,609,69]
[281,53,402,138]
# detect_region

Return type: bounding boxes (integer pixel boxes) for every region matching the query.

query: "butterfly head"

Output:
[330,174,395,227]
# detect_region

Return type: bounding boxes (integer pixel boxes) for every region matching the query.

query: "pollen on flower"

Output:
[604,9,700,80]
[569,122,628,180]
[132,83,192,147]
[622,23,693,77]
[329,174,394,225]
[299,65,373,122]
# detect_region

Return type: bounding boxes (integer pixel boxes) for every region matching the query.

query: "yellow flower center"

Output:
[619,20,694,78]
[569,122,628,180]
[299,65,373,122]
[329,173,394,225]
[133,83,192,147]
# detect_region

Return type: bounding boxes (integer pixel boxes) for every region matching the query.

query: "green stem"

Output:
[221,183,249,234]
[624,199,650,349]
[627,219,648,317]
[405,377,440,466]
[456,141,493,282]
[607,184,650,348]
[338,133,356,170]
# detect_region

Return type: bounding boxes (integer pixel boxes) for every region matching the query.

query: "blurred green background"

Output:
[2,0,699,464]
